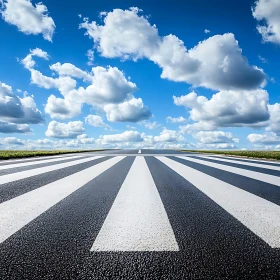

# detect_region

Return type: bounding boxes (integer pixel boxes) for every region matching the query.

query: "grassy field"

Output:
[181,150,280,161]
[0,150,105,160]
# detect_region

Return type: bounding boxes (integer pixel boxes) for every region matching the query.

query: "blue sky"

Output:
[0,0,280,150]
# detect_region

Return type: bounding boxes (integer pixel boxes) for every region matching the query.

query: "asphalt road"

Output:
[0,149,280,279]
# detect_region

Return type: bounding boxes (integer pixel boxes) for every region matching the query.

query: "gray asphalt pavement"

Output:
[0,149,280,279]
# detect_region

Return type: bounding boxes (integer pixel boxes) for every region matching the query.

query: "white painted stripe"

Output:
[0,156,104,185]
[177,156,280,186]
[0,156,125,244]
[91,157,179,252]
[0,154,75,164]
[0,155,84,171]
[196,155,280,171]
[209,154,280,165]
[157,156,280,248]
[138,150,141,154]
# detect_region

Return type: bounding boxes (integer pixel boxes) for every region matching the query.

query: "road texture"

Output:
[0,149,280,279]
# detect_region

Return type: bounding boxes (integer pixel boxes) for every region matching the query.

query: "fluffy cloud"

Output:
[22,48,49,70]
[0,137,24,145]
[98,130,143,144]
[154,128,184,142]
[0,122,31,133]
[85,114,110,129]
[22,49,151,122]
[202,143,238,150]
[104,97,151,122]
[44,95,80,119]
[94,128,187,149]
[65,134,95,147]
[166,116,186,123]
[0,81,43,134]
[193,131,239,144]
[140,121,161,129]
[0,81,44,124]
[0,0,55,41]
[86,49,94,65]
[46,121,85,139]
[50,62,90,80]
[252,0,280,44]
[0,127,188,150]
[247,132,280,144]
[175,90,270,130]
[0,135,97,150]
[266,103,280,135]
[180,122,215,134]
[80,8,266,90]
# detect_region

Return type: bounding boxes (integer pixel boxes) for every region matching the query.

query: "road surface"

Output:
[0,149,280,279]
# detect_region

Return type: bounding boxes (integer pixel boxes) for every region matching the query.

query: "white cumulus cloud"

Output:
[193,131,239,144]
[252,0,280,44]
[104,97,151,122]
[166,116,187,123]
[0,0,55,41]
[0,81,44,124]
[140,121,161,129]
[21,49,151,122]
[174,90,270,130]
[266,103,280,135]
[80,8,266,91]
[46,121,85,139]
[85,114,110,129]
[248,132,280,144]
[154,128,184,142]
[98,130,143,144]
[0,122,31,133]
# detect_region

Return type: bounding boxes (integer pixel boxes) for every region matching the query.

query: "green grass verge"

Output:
[180,150,280,161]
[0,150,105,160]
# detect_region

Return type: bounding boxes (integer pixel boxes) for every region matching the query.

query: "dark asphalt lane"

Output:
[0,153,80,166]
[0,155,91,176]
[79,157,280,280]
[0,156,113,204]
[209,155,280,167]
[1,151,280,279]
[169,156,280,206]
[189,155,280,177]
[0,156,135,280]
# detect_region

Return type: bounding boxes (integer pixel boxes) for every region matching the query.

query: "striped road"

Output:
[0,149,280,279]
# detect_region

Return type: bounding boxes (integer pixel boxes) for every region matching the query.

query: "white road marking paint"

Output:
[0,154,75,164]
[177,156,280,186]
[138,150,141,154]
[0,156,125,244]
[0,156,104,185]
[157,156,280,248]
[91,157,179,252]
[209,154,280,165]
[0,155,84,171]
[196,155,280,171]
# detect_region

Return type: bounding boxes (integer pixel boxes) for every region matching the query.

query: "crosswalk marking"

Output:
[177,156,280,186]
[0,154,72,164]
[157,156,280,248]
[1,153,280,252]
[91,157,179,251]
[0,156,104,185]
[196,155,280,171]
[0,154,84,171]
[0,156,125,244]
[209,154,280,165]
